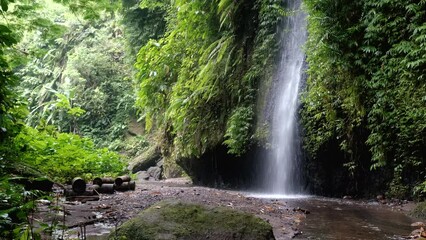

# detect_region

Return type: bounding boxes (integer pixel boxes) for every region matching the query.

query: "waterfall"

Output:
[261,0,307,196]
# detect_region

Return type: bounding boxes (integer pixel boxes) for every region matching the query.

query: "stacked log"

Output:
[64,175,136,202]
[71,177,86,194]
[65,182,99,201]
[113,175,135,192]
[93,177,114,186]
[93,175,136,193]
[115,181,136,191]
[114,175,131,186]
[95,183,115,194]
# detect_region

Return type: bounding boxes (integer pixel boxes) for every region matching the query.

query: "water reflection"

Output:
[291,198,417,240]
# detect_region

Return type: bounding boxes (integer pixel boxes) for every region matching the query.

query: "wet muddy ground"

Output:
[36,178,421,240]
[36,178,304,239]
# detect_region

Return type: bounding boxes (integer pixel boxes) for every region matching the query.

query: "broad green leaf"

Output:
[0,0,9,12]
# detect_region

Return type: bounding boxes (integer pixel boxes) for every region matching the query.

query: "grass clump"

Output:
[411,202,426,220]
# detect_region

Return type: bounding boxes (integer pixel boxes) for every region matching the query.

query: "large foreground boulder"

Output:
[109,200,275,240]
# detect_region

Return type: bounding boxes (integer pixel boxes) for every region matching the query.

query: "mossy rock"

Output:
[11,162,54,192]
[109,200,275,240]
[411,201,426,220]
[129,146,161,173]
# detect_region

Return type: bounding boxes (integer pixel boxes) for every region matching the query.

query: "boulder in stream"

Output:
[109,200,275,240]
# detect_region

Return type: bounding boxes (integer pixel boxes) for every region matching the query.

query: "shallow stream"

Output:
[55,181,420,240]
[289,197,418,240]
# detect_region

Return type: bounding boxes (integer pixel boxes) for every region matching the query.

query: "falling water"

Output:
[260,0,307,197]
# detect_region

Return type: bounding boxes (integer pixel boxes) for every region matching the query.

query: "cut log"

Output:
[95,183,115,194]
[93,177,114,186]
[65,184,99,196]
[72,177,86,194]
[115,181,136,191]
[115,175,131,186]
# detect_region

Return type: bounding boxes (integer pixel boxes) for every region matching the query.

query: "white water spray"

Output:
[261,0,307,196]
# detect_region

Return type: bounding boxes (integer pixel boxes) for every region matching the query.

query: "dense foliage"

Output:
[1,1,425,237]
[0,1,128,237]
[134,0,284,167]
[1,0,129,178]
[14,126,125,183]
[121,0,167,60]
[302,0,426,198]
[13,1,133,148]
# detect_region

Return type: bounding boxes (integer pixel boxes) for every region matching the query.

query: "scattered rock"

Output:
[291,231,302,238]
[97,204,111,210]
[156,159,164,167]
[36,199,51,205]
[408,222,426,240]
[128,146,161,173]
[109,200,275,240]
[293,207,310,214]
[376,194,385,201]
[136,171,149,180]
[147,166,162,180]
[411,222,426,227]
[66,195,100,202]
[411,228,422,236]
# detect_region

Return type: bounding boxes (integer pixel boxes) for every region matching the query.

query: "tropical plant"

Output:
[0,1,129,236]
[302,0,426,197]
[13,125,126,183]
[134,0,285,168]
[13,0,134,147]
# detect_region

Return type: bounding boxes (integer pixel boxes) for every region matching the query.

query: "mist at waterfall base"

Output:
[250,0,308,199]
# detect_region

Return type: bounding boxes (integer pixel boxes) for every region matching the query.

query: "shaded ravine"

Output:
[252,0,422,238]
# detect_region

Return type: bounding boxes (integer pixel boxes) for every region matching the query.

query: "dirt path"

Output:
[37,178,305,239]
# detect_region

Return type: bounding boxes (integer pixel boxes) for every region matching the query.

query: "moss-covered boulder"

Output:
[109,200,275,240]
[411,202,426,219]
[129,146,161,173]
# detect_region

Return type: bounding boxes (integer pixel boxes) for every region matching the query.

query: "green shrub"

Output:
[223,106,254,156]
[13,126,126,183]
[411,202,426,220]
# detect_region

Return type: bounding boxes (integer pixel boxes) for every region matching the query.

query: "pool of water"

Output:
[289,197,418,240]
[247,192,311,199]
